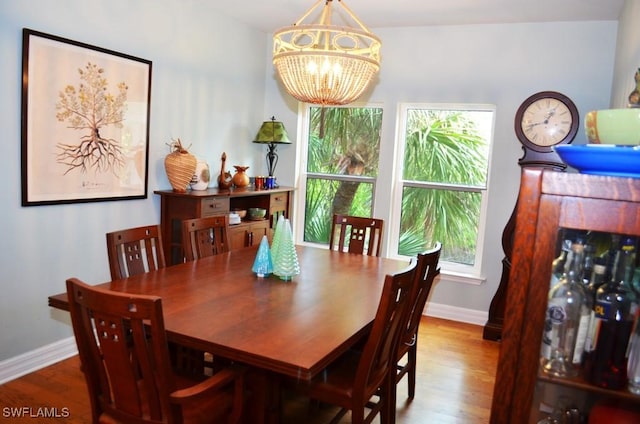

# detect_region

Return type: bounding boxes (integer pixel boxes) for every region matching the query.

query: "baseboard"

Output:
[424,302,488,326]
[0,337,77,385]
[0,304,486,384]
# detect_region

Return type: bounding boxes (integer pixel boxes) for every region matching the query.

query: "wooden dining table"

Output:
[48,245,407,422]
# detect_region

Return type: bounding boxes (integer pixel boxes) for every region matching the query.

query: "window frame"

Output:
[387,102,496,284]
[293,102,384,248]
[293,101,495,285]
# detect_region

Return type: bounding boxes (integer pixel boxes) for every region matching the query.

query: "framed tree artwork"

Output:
[21,28,152,206]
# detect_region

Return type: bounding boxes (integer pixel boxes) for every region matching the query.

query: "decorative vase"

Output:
[190,159,210,190]
[232,166,250,188]
[273,218,300,281]
[165,138,197,192]
[252,235,273,277]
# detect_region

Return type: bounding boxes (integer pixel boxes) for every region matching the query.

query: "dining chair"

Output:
[106,224,208,376]
[65,277,245,424]
[329,214,384,257]
[181,215,230,261]
[106,224,166,280]
[396,242,442,400]
[290,258,418,424]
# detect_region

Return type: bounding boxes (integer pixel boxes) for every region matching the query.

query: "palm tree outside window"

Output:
[297,103,494,279]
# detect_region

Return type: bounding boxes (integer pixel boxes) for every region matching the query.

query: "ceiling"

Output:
[210,0,625,33]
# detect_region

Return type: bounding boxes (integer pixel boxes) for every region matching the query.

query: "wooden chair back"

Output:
[106,225,166,280]
[329,214,384,257]
[397,242,442,399]
[66,277,176,423]
[354,259,418,421]
[181,215,230,261]
[66,277,245,424]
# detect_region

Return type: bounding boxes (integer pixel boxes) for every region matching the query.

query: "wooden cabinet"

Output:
[228,220,269,251]
[490,168,640,423]
[154,186,293,264]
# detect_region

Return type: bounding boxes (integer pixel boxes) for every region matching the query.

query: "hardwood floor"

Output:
[0,317,500,423]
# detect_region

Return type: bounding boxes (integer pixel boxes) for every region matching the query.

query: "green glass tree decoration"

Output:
[271,214,285,265]
[252,235,273,277]
[273,218,300,281]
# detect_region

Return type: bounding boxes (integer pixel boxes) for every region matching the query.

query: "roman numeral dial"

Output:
[515,91,579,153]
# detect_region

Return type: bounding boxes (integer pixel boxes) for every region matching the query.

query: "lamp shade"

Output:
[273,0,381,106]
[253,117,291,144]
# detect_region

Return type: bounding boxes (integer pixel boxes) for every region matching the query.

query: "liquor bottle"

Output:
[586,259,608,304]
[582,242,596,286]
[540,242,590,377]
[628,314,640,394]
[550,238,572,287]
[632,267,640,297]
[589,236,639,389]
[582,259,608,373]
[600,233,622,284]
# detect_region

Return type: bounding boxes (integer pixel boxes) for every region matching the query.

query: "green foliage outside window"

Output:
[399,109,490,265]
[302,106,491,266]
[303,107,381,244]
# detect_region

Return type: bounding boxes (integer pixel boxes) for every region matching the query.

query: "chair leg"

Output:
[386,372,397,424]
[351,406,365,424]
[408,344,417,400]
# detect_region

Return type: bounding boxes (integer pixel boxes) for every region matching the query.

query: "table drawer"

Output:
[270,193,288,210]
[201,197,230,217]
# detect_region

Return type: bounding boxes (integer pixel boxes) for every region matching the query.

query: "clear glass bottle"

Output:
[550,239,572,288]
[589,236,639,389]
[540,242,590,377]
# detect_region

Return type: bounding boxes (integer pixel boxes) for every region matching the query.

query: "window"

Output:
[298,106,383,245]
[390,103,494,278]
[295,102,494,282]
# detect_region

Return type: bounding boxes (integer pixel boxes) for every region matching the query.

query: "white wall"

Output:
[0,0,268,361]
[611,0,640,107]
[266,21,618,315]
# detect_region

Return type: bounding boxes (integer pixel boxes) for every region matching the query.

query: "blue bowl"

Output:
[554,144,640,178]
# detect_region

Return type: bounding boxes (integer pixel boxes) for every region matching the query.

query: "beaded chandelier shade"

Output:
[273,0,381,106]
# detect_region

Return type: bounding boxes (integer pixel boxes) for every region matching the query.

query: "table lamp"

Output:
[253,117,291,177]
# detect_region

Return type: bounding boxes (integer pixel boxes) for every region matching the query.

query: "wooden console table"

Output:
[154,186,294,264]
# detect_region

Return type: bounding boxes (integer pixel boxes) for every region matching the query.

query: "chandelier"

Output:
[273,0,381,106]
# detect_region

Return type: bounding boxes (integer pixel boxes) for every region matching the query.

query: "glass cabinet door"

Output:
[531,229,640,423]
[490,169,640,424]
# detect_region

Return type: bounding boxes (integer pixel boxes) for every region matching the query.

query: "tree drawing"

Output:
[55,62,128,175]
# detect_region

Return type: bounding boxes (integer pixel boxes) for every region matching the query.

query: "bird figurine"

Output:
[217,152,233,189]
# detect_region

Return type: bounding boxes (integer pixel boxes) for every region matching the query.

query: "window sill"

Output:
[439,269,486,286]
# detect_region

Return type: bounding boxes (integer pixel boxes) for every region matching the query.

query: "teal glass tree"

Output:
[273,218,300,281]
[252,235,273,277]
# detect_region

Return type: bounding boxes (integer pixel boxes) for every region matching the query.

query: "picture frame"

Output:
[21,28,152,206]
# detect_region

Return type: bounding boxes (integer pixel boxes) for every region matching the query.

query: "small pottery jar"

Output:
[190,159,210,190]
[232,166,250,188]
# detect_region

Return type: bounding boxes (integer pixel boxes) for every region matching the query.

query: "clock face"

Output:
[515,91,579,153]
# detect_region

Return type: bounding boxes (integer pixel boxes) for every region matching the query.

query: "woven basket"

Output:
[165,139,197,192]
